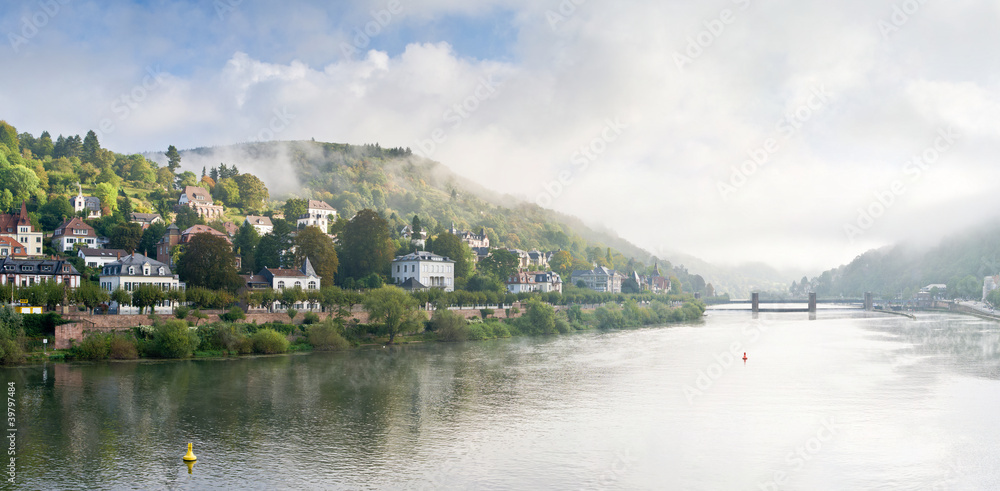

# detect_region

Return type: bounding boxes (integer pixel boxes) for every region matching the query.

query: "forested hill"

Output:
[800,222,1000,299]
[175,140,711,291]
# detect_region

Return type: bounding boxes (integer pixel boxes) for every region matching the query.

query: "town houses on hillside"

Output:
[100,253,184,314]
[0,203,44,256]
[130,212,163,229]
[448,224,489,249]
[392,251,456,292]
[242,258,322,311]
[52,217,98,252]
[156,224,233,269]
[244,215,274,235]
[78,248,128,268]
[0,237,27,258]
[506,271,563,294]
[0,257,81,288]
[571,266,626,294]
[179,185,224,220]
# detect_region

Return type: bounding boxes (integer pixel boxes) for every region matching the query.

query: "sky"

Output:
[2,0,1000,274]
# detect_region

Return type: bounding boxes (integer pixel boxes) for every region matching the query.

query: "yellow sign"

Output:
[18,299,27,304]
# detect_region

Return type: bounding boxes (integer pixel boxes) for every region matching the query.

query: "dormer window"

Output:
[158,267,164,275]
[144,266,150,275]
[128,266,135,275]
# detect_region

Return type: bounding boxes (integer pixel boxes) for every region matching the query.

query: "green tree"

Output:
[35,131,54,157]
[479,249,520,281]
[109,223,143,253]
[177,233,242,291]
[174,205,204,230]
[549,251,574,279]
[94,182,117,213]
[111,288,132,313]
[0,121,19,154]
[72,281,110,314]
[128,157,156,183]
[131,284,165,314]
[139,222,167,258]
[233,221,261,273]
[165,145,181,174]
[339,209,394,282]
[176,171,197,189]
[0,166,40,203]
[429,232,472,279]
[283,198,308,223]
[234,173,268,212]
[364,285,423,344]
[293,226,339,286]
[411,215,422,237]
[214,177,240,207]
[82,130,101,164]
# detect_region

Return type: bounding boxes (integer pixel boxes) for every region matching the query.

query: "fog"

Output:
[3,0,999,274]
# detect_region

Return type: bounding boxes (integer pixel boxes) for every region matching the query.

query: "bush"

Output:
[75,333,110,361]
[22,313,66,337]
[151,320,200,358]
[307,321,350,351]
[0,338,25,365]
[286,308,298,323]
[302,312,320,325]
[433,309,468,342]
[174,306,191,320]
[110,333,139,359]
[219,307,246,322]
[251,328,289,354]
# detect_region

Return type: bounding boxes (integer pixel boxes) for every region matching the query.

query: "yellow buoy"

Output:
[183,443,197,461]
[185,460,195,474]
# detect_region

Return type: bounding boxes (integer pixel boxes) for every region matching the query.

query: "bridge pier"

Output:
[752,293,759,313]
[808,293,817,313]
[864,292,874,311]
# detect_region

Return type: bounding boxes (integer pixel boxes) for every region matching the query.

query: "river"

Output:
[5,311,1000,489]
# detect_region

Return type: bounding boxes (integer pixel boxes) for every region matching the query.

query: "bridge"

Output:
[708,293,875,313]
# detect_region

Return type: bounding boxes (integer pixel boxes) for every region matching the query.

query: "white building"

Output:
[297,200,338,231]
[78,248,128,268]
[70,184,102,218]
[571,266,626,293]
[179,185,224,220]
[506,271,563,294]
[100,253,184,314]
[244,215,274,235]
[392,252,455,292]
[52,217,98,252]
[256,258,322,311]
[0,257,81,288]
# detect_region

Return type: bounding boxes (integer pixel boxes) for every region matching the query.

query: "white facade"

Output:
[52,218,98,253]
[0,258,81,288]
[78,248,128,268]
[297,200,337,231]
[506,271,563,294]
[392,252,456,292]
[100,253,184,314]
[70,186,102,218]
[244,215,274,235]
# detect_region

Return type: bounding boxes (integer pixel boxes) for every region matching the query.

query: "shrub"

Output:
[302,312,320,325]
[174,306,191,320]
[151,320,200,358]
[286,308,298,323]
[0,338,24,365]
[109,333,139,360]
[75,333,110,361]
[251,328,289,354]
[307,321,350,351]
[219,307,246,322]
[433,309,468,342]
[209,324,248,352]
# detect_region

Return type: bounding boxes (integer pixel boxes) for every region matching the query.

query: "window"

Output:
[308,281,316,290]
[294,281,301,288]
[129,267,135,275]
[158,267,164,275]
[277,281,285,289]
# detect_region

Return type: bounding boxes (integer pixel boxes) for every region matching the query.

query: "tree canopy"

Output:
[177,233,242,291]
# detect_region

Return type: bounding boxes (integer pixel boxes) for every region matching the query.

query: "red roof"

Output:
[0,237,27,257]
[54,217,96,237]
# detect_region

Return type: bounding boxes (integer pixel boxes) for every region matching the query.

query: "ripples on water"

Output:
[5,311,1000,489]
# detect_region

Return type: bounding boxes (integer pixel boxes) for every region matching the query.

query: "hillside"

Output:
[801,222,1000,299]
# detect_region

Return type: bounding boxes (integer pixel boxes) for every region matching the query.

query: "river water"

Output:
[5,311,1000,490]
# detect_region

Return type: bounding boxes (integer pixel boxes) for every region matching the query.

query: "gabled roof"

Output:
[104,253,174,277]
[78,248,128,258]
[54,217,96,237]
[399,278,427,290]
[130,212,162,223]
[306,200,337,212]
[0,203,33,233]
[180,225,231,244]
[182,186,213,204]
[259,258,319,280]
[0,237,27,257]
[393,252,455,263]
[244,215,273,227]
[0,257,79,275]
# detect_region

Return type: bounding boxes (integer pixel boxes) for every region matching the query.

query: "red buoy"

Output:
[743,352,747,361]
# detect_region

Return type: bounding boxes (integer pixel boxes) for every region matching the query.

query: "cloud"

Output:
[3,0,999,274]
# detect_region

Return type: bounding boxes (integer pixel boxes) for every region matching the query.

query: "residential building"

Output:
[297,200,338,231]
[78,248,128,268]
[70,185,102,218]
[52,217,98,252]
[508,248,531,270]
[506,271,563,294]
[244,215,274,235]
[178,185,224,220]
[528,250,551,269]
[0,203,44,256]
[471,246,491,262]
[130,212,163,229]
[448,224,490,249]
[0,237,27,258]
[647,263,671,294]
[571,266,626,293]
[0,257,81,288]
[400,225,427,248]
[100,253,184,314]
[223,221,239,237]
[155,224,232,269]
[391,251,455,292]
[256,258,321,310]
